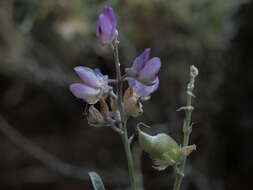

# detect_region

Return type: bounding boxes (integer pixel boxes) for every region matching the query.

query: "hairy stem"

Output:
[121,123,137,190]
[112,34,137,190]
[173,65,198,190]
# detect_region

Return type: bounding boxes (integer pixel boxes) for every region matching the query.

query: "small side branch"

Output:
[173,65,198,190]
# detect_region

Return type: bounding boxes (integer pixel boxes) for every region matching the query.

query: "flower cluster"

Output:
[69,6,198,189]
[69,6,161,127]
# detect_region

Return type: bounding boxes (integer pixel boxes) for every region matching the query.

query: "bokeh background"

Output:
[0,0,252,189]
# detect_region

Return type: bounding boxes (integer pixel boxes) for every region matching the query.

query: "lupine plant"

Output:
[69,6,198,190]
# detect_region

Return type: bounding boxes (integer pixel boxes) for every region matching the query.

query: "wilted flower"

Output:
[69,66,111,104]
[96,6,117,45]
[128,77,159,98]
[87,99,113,127]
[87,105,105,127]
[125,48,161,85]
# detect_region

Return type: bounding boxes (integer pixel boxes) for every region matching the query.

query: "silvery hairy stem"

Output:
[173,65,198,190]
[112,32,137,190]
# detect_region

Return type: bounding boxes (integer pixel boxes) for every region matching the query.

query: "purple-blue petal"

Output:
[125,48,151,77]
[128,77,159,97]
[94,68,109,82]
[138,57,161,84]
[69,83,100,104]
[125,68,137,77]
[132,48,151,73]
[74,66,102,88]
[102,6,116,30]
[94,68,103,77]
[96,6,116,44]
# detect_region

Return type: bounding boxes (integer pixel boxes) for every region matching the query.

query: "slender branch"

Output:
[112,32,137,190]
[173,65,198,190]
[112,35,124,123]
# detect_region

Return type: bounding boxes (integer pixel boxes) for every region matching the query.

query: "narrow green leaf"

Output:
[88,172,106,190]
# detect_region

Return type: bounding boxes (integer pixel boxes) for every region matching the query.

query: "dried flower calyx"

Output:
[123,87,143,118]
[87,99,116,128]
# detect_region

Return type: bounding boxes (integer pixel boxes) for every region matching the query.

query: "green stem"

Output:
[121,123,137,190]
[112,38,123,120]
[173,65,198,190]
[112,34,137,190]
[133,143,144,190]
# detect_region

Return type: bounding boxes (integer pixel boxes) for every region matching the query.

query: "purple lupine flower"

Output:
[96,6,117,45]
[69,66,111,104]
[125,49,161,85]
[128,77,159,98]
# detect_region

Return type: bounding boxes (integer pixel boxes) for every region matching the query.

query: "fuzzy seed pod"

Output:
[138,127,183,170]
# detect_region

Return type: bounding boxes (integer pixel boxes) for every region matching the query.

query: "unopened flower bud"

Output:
[96,6,117,45]
[138,127,183,170]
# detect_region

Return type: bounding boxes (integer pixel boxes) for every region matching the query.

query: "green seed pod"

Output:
[138,127,183,170]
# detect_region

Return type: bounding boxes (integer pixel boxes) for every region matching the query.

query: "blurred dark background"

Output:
[0,0,252,189]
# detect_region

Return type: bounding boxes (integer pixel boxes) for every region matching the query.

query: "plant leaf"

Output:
[88,172,106,190]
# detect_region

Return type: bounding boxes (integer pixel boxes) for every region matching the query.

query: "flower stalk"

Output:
[70,6,161,190]
[112,31,124,123]
[173,65,198,190]
[112,32,137,190]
